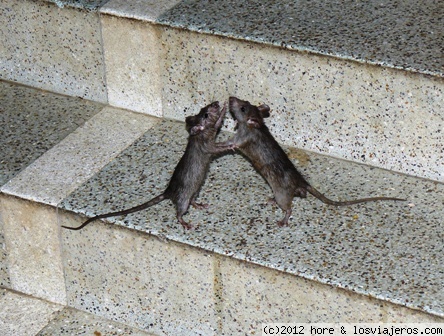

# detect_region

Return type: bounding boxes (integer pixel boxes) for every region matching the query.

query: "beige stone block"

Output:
[0,0,106,101]
[0,195,66,304]
[160,28,233,125]
[382,302,444,323]
[159,27,443,182]
[219,257,388,334]
[60,212,218,335]
[101,15,162,116]
[0,209,10,288]
[0,289,63,336]
[39,306,157,336]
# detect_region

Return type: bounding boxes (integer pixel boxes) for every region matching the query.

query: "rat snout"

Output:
[205,101,222,121]
[228,96,243,111]
[229,96,244,105]
[228,96,237,107]
[208,101,220,115]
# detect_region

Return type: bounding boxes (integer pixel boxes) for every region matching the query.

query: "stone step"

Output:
[1,0,444,333]
[1,0,442,182]
[0,288,154,335]
[0,81,443,335]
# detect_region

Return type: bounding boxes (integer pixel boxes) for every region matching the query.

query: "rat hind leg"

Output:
[175,199,194,230]
[277,209,292,227]
[273,189,293,227]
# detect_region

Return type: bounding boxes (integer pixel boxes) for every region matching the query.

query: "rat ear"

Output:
[247,117,262,128]
[185,116,197,134]
[185,116,195,133]
[258,104,270,118]
[185,115,195,126]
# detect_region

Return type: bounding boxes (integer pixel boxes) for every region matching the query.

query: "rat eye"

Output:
[204,113,209,119]
[240,107,246,113]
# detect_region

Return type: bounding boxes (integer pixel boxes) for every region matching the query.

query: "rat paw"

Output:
[277,220,289,227]
[179,218,194,230]
[267,198,276,205]
[230,145,238,152]
[191,201,209,210]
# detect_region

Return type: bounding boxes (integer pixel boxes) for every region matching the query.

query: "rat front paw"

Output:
[229,144,238,151]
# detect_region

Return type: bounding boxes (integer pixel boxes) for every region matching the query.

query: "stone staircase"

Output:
[0,0,443,335]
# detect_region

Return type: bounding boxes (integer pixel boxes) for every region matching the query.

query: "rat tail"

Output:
[306,185,405,206]
[62,194,166,231]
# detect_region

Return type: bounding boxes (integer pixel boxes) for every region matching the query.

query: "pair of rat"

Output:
[63,97,404,231]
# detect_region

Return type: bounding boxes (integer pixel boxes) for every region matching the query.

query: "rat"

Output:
[62,101,234,231]
[217,96,405,226]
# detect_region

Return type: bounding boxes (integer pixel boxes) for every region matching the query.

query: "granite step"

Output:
[1,0,442,182]
[0,288,154,336]
[1,0,444,334]
[0,81,443,335]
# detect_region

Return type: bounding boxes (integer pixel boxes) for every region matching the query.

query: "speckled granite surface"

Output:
[0,81,104,187]
[156,0,444,76]
[2,107,159,206]
[44,0,110,10]
[101,0,182,22]
[3,0,443,180]
[1,0,107,101]
[0,288,154,336]
[92,0,444,76]
[100,14,163,116]
[59,119,444,317]
[155,27,444,182]
[0,229,9,288]
[0,288,63,336]
[94,0,444,182]
[38,306,155,335]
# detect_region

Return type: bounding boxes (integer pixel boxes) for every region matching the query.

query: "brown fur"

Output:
[63,101,233,231]
[219,97,405,226]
